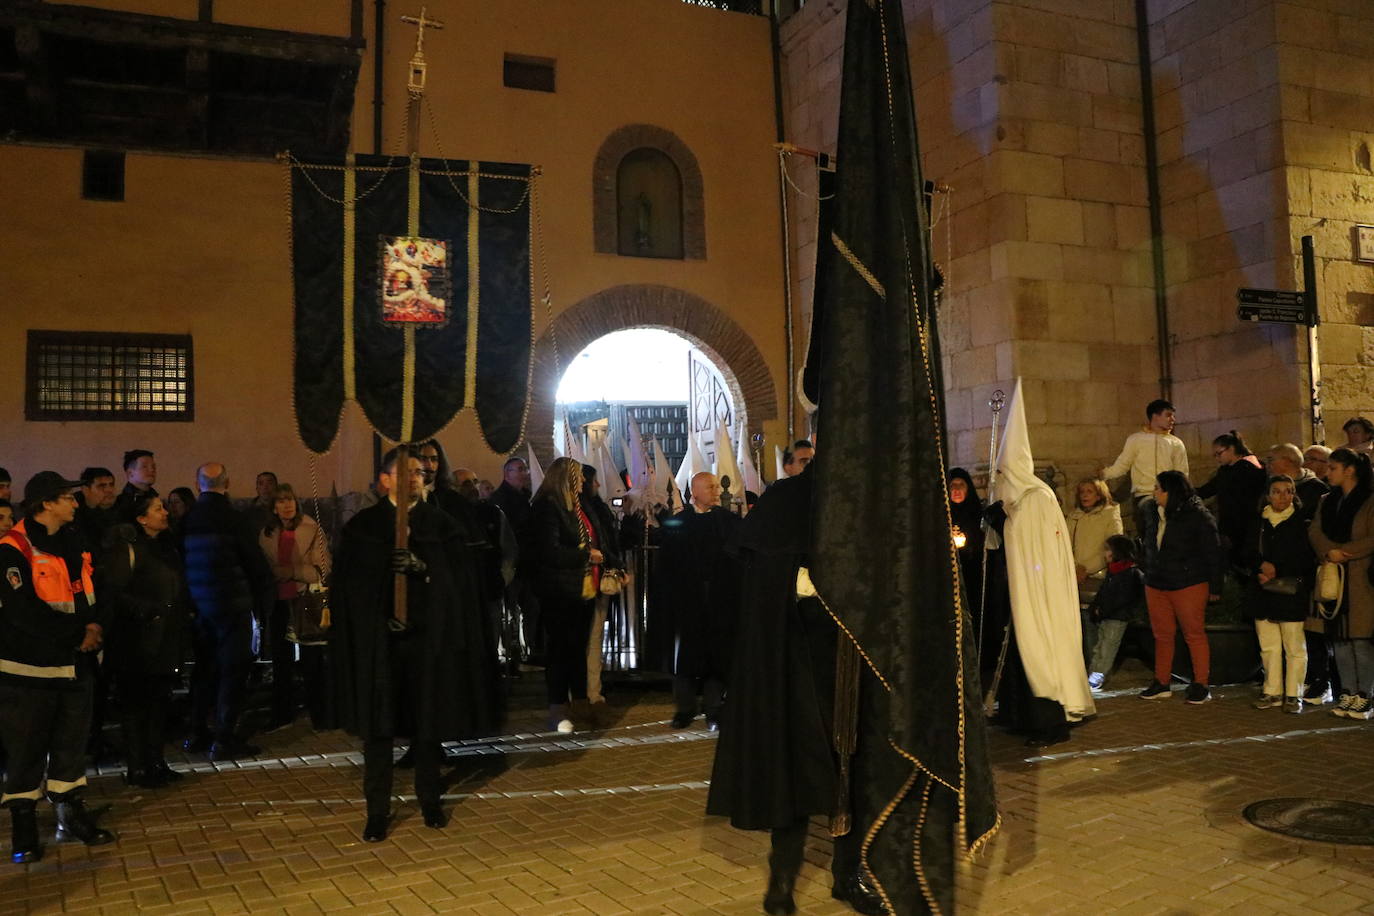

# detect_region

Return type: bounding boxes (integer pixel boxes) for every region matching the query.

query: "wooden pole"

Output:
[392,6,442,627]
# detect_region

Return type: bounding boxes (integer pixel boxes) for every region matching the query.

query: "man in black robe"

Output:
[331,448,500,842]
[706,469,885,915]
[657,471,742,729]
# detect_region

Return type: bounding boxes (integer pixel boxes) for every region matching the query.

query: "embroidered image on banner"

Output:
[380,236,451,326]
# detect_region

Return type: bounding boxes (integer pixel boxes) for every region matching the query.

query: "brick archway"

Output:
[526,285,778,464]
[593,124,706,259]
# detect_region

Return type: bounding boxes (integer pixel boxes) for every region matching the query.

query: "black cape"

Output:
[706,473,838,830]
[330,499,501,741]
[656,505,742,679]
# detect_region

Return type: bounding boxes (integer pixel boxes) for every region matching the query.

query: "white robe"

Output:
[995,379,1096,720]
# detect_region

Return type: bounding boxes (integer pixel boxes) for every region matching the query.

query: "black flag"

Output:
[807,1,998,912]
[289,154,533,454]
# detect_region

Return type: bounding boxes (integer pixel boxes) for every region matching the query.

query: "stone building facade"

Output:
[780,0,1374,490]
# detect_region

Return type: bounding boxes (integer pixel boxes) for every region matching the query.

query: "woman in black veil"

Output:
[948,468,986,644]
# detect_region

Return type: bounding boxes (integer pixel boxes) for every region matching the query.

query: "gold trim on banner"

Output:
[401,154,420,443]
[343,154,357,402]
[831,231,886,301]
[464,163,480,410]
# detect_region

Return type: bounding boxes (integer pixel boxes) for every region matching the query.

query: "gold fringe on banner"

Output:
[464,161,480,410]
[343,154,357,402]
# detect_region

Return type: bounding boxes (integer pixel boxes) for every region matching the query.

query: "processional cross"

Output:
[400,6,444,99]
[389,5,446,627]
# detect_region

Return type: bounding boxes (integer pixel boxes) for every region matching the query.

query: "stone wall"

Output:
[1271,0,1374,441]
[1149,0,1303,467]
[780,0,1374,494]
[781,0,1158,493]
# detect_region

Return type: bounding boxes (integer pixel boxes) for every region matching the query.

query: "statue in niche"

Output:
[635,192,653,253]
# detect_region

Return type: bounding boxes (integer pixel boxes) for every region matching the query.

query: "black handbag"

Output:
[287,566,330,645]
[1260,576,1301,596]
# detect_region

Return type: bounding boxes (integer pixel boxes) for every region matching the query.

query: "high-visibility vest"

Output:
[0,519,95,614]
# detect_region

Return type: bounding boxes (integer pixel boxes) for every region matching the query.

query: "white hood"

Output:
[995,379,1095,720]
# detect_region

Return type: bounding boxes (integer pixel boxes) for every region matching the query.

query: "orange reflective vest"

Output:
[0,519,95,615]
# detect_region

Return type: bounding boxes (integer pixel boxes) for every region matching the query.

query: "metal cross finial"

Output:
[400,6,444,58]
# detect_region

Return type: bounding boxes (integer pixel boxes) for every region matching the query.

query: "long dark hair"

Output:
[119,491,162,526]
[1155,469,1196,517]
[1213,430,1251,457]
[1321,449,1373,541]
[1329,447,1374,492]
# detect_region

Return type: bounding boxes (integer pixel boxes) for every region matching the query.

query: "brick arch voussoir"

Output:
[526,285,777,467]
[592,124,706,260]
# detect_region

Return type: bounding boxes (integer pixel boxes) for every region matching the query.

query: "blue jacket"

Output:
[181,492,271,627]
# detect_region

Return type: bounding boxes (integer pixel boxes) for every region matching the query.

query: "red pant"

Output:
[1146,583,1211,686]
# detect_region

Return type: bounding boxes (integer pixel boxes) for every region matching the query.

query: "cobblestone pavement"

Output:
[7,660,1374,915]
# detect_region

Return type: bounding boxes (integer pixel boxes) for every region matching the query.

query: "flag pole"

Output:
[391,6,446,628]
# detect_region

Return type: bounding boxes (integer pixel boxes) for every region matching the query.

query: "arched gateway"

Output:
[527,284,779,465]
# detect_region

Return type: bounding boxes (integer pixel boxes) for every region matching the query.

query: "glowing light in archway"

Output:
[556,328,694,403]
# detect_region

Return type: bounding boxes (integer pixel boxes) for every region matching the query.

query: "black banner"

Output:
[289,154,532,454]
[806,1,998,913]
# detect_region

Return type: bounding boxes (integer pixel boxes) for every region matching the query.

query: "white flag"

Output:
[526,443,544,493]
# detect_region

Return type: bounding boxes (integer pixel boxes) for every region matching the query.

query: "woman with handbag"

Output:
[1309,448,1374,719]
[1243,476,1312,713]
[259,484,332,730]
[529,458,599,734]
[580,465,623,728]
[103,493,191,788]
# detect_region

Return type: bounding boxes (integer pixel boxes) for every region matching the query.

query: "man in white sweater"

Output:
[1099,399,1189,534]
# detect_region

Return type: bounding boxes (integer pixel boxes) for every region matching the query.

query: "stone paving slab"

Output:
[7,660,1374,914]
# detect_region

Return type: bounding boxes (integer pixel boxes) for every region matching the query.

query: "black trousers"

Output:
[116,671,175,772]
[268,600,297,725]
[542,595,594,705]
[189,617,253,743]
[673,674,726,719]
[508,580,542,660]
[770,817,863,882]
[1305,629,1341,694]
[0,678,93,803]
[362,737,442,818]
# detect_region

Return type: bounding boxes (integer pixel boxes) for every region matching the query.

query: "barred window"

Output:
[26,331,194,422]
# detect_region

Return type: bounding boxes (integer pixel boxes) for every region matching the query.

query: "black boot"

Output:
[764,824,805,916]
[362,812,389,842]
[8,802,43,864]
[832,871,887,915]
[53,796,115,846]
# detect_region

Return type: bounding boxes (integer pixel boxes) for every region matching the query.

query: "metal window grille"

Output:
[25,330,194,421]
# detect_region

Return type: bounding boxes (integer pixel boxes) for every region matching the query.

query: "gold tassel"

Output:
[830,636,862,837]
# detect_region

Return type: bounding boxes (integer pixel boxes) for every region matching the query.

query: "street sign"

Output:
[1236,288,1308,324]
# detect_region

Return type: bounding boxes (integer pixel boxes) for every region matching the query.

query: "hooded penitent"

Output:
[993,379,1095,721]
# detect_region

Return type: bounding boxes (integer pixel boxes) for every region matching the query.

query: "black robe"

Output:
[330,499,500,741]
[706,474,838,830]
[657,505,742,680]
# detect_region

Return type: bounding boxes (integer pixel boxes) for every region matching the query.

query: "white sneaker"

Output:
[1332,694,1357,718]
[1087,672,1105,690]
[1347,697,1374,721]
[556,718,575,734]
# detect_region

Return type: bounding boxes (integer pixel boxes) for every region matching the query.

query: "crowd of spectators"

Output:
[0,433,819,854]
[949,405,1374,719]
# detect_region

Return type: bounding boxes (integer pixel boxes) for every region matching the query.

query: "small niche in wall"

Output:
[503,54,555,93]
[82,150,125,201]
